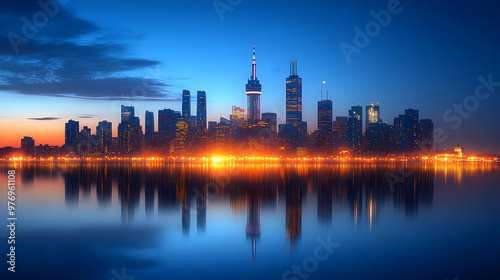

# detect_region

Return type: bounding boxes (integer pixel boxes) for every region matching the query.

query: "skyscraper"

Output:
[419,119,434,153]
[118,105,142,155]
[365,102,381,132]
[145,111,154,133]
[21,136,35,157]
[197,90,207,130]
[96,120,112,155]
[158,109,180,139]
[404,108,419,151]
[318,99,333,137]
[318,98,333,151]
[333,116,349,151]
[182,89,191,122]
[121,105,135,123]
[65,119,79,154]
[262,112,277,136]
[80,126,91,156]
[286,60,302,132]
[145,111,154,150]
[394,109,420,152]
[246,42,262,121]
[348,105,363,152]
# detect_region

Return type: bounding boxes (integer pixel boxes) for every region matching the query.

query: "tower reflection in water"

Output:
[10,162,451,261]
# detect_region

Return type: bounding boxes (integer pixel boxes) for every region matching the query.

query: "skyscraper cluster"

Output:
[8,42,434,158]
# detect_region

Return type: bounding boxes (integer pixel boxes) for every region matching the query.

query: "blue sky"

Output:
[0,0,499,153]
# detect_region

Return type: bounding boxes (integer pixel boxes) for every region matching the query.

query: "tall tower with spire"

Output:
[246,42,262,121]
[286,60,303,133]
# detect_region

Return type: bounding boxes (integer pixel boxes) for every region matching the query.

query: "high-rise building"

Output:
[65,119,79,154]
[158,109,180,139]
[318,99,333,137]
[172,121,188,153]
[318,98,333,151]
[96,120,112,155]
[118,105,142,155]
[208,121,217,143]
[197,90,207,130]
[419,119,434,153]
[145,111,154,150]
[80,126,91,156]
[246,42,262,121]
[333,116,349,151]
[81,126,91,140]
[182,89,191,122]
[262,112,277,136]
[286,60,302,132]
[348,105,363,152]
[145,111,154,133]
[365,102,381,132]
[366,122,391,153]
[393,109,421,153]
[121,105,135,123]
[403,108,419,151]
[20,136,35,157]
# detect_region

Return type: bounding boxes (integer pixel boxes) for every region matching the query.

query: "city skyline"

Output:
[0,0,499,154]
[1,2,499,280]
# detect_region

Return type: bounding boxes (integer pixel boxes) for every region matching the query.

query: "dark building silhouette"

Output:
[419,119,434,153]
[20,136,35,157]
[348,105,363,153]
[393,108,420,153]
[182,89,191,122]
[80,126,91,156]
[118,105,142,155]
[366,122,391,153]
[65,119,79,154]
[318,97,333,152]
[158,109,180,138]
[145,111,154,150]
[197,90,207,130]
[96,120,112,155]
[403,108,419,152]
[333,116,349,151]
[262,112,277,138]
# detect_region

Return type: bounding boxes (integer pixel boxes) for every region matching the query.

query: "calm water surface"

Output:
[0,162,499,280]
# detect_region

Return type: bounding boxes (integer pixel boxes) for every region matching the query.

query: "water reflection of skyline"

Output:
[1,162,498,280]
[3,163,498,246]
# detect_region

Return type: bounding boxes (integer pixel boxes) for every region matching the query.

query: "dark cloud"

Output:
[0,0,174,101]
[0,77,179,101]
[27,117,61,120]
[77,114,98,119]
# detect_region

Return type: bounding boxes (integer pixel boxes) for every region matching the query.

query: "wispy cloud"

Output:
[77,114,98,119]
[27,117,61,121]
[0,1,174,101]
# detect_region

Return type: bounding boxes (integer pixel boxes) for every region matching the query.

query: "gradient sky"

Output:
[0,0,499,153]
